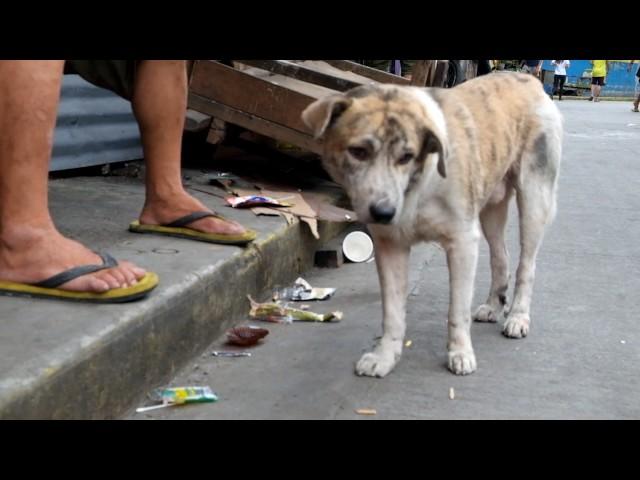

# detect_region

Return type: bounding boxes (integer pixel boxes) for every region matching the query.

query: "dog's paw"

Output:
[473,304,500,323]
[502,313,530,338]
[355,350,398,378]
[447,349,477,375]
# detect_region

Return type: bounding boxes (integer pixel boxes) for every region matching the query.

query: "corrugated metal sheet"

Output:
[51,74,143,171]
[542,60,638,97]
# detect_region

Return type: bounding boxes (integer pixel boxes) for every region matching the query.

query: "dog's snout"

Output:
[369,203,396,224]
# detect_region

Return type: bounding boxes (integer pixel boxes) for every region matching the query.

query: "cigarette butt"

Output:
[355,408,377,416]
[405,340,412,348]
[136,403,174,413]
[449,387,455,400]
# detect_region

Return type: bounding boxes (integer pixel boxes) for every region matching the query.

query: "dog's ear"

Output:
[420,129,447,178]
[302,94,353,139]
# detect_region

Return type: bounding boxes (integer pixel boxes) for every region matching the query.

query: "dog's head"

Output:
[302,84,448,225]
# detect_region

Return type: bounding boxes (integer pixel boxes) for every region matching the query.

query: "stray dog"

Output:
[302,72,562,377]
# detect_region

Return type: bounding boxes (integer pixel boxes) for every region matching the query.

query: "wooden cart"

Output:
[185,60,471,154]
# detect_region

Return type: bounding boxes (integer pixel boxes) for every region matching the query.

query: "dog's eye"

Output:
[348,146,369,161]
[398,152,414,165]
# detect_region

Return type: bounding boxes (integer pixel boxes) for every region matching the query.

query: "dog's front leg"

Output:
[445,230,480,375]
[355,230,409,378]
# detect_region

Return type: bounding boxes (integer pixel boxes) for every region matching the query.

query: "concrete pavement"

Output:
[130,100,640,420]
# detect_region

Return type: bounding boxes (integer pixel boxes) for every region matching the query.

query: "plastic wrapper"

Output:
[248,295,342,323]
[226,195,292,208]
[136,386,218,413]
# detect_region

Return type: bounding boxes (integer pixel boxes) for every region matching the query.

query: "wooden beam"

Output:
[433,60,449,87]
[410,60,433,86]
[190,60,317,133]
[189,93,322,154]
[465,60,478,81]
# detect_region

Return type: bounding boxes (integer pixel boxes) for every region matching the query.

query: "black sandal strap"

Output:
[162,211,218,228]
[33,253,118,289]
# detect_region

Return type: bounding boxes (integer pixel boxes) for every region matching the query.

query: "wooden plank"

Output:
[295,61,383,85]
[236,60,364,91]
[434,60,449,87]
[189,93,322,154]
[464,60,478,81]
[238,67,338,100]
[237,67,340,98]
[411,60,452,87]
[410,60,432,86]
[184,108,212,132]
[206,118,227,144]
[324,60,411,85]
[190,60,319,133]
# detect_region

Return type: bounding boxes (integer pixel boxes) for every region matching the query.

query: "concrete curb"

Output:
[0,217,347,419]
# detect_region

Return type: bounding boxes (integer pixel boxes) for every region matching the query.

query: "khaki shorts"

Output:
[64,60,140,100]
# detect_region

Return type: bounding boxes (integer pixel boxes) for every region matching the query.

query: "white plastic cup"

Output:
[342,231,374,263]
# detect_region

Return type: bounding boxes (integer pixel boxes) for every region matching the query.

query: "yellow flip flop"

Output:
[129,211,257,245]
[0,253,159,303]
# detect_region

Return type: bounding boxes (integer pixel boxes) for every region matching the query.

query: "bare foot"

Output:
[140,192,247,236]
[0,227,146,292]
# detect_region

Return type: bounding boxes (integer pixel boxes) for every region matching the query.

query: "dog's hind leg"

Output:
[503,128,560,339]
[355,230,410,378]
[474,183,514,323]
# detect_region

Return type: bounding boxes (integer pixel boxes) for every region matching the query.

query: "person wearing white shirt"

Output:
[550,60,570,100]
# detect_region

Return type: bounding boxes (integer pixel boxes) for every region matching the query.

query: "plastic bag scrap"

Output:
[273,277,336,302]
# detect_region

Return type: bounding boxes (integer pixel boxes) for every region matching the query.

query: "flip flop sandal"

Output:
[129,211,257,245]
[0,253,159,303]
